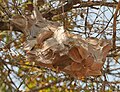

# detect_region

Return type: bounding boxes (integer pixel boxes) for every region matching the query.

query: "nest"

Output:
[11,7,111,79]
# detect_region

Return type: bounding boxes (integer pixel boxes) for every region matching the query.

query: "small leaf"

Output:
[77,46,88,59]
[113,55,120,63]
[0,31,7,40]
[68,46,82,63]
[35,0,45,6]
[27,80,37,89]
[86,22,92,30]
[84,55,94,67]
[71,62,82,71]
[90,62,103,70]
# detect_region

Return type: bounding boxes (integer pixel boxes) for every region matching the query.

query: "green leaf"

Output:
[18,0,22,3]
[0,31,7,40]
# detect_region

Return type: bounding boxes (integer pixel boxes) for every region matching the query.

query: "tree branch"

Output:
[113,0,120,50]
[0,1,118,31]
[29,78,69,91]
[0,21,22,33]
[43,1,118,19]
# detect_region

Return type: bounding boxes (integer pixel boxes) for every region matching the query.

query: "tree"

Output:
[0,0,120,92]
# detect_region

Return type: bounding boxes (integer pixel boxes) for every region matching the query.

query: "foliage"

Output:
[0,0,120,92]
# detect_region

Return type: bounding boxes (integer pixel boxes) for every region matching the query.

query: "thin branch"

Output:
[0,3,12,18]
[0,21,22,32]
[28,78,69,91]
[84,7,89,37]
[96,14,114,37]
[113,0,120,50]
[43,1,118,19]
[0,1,119,32]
